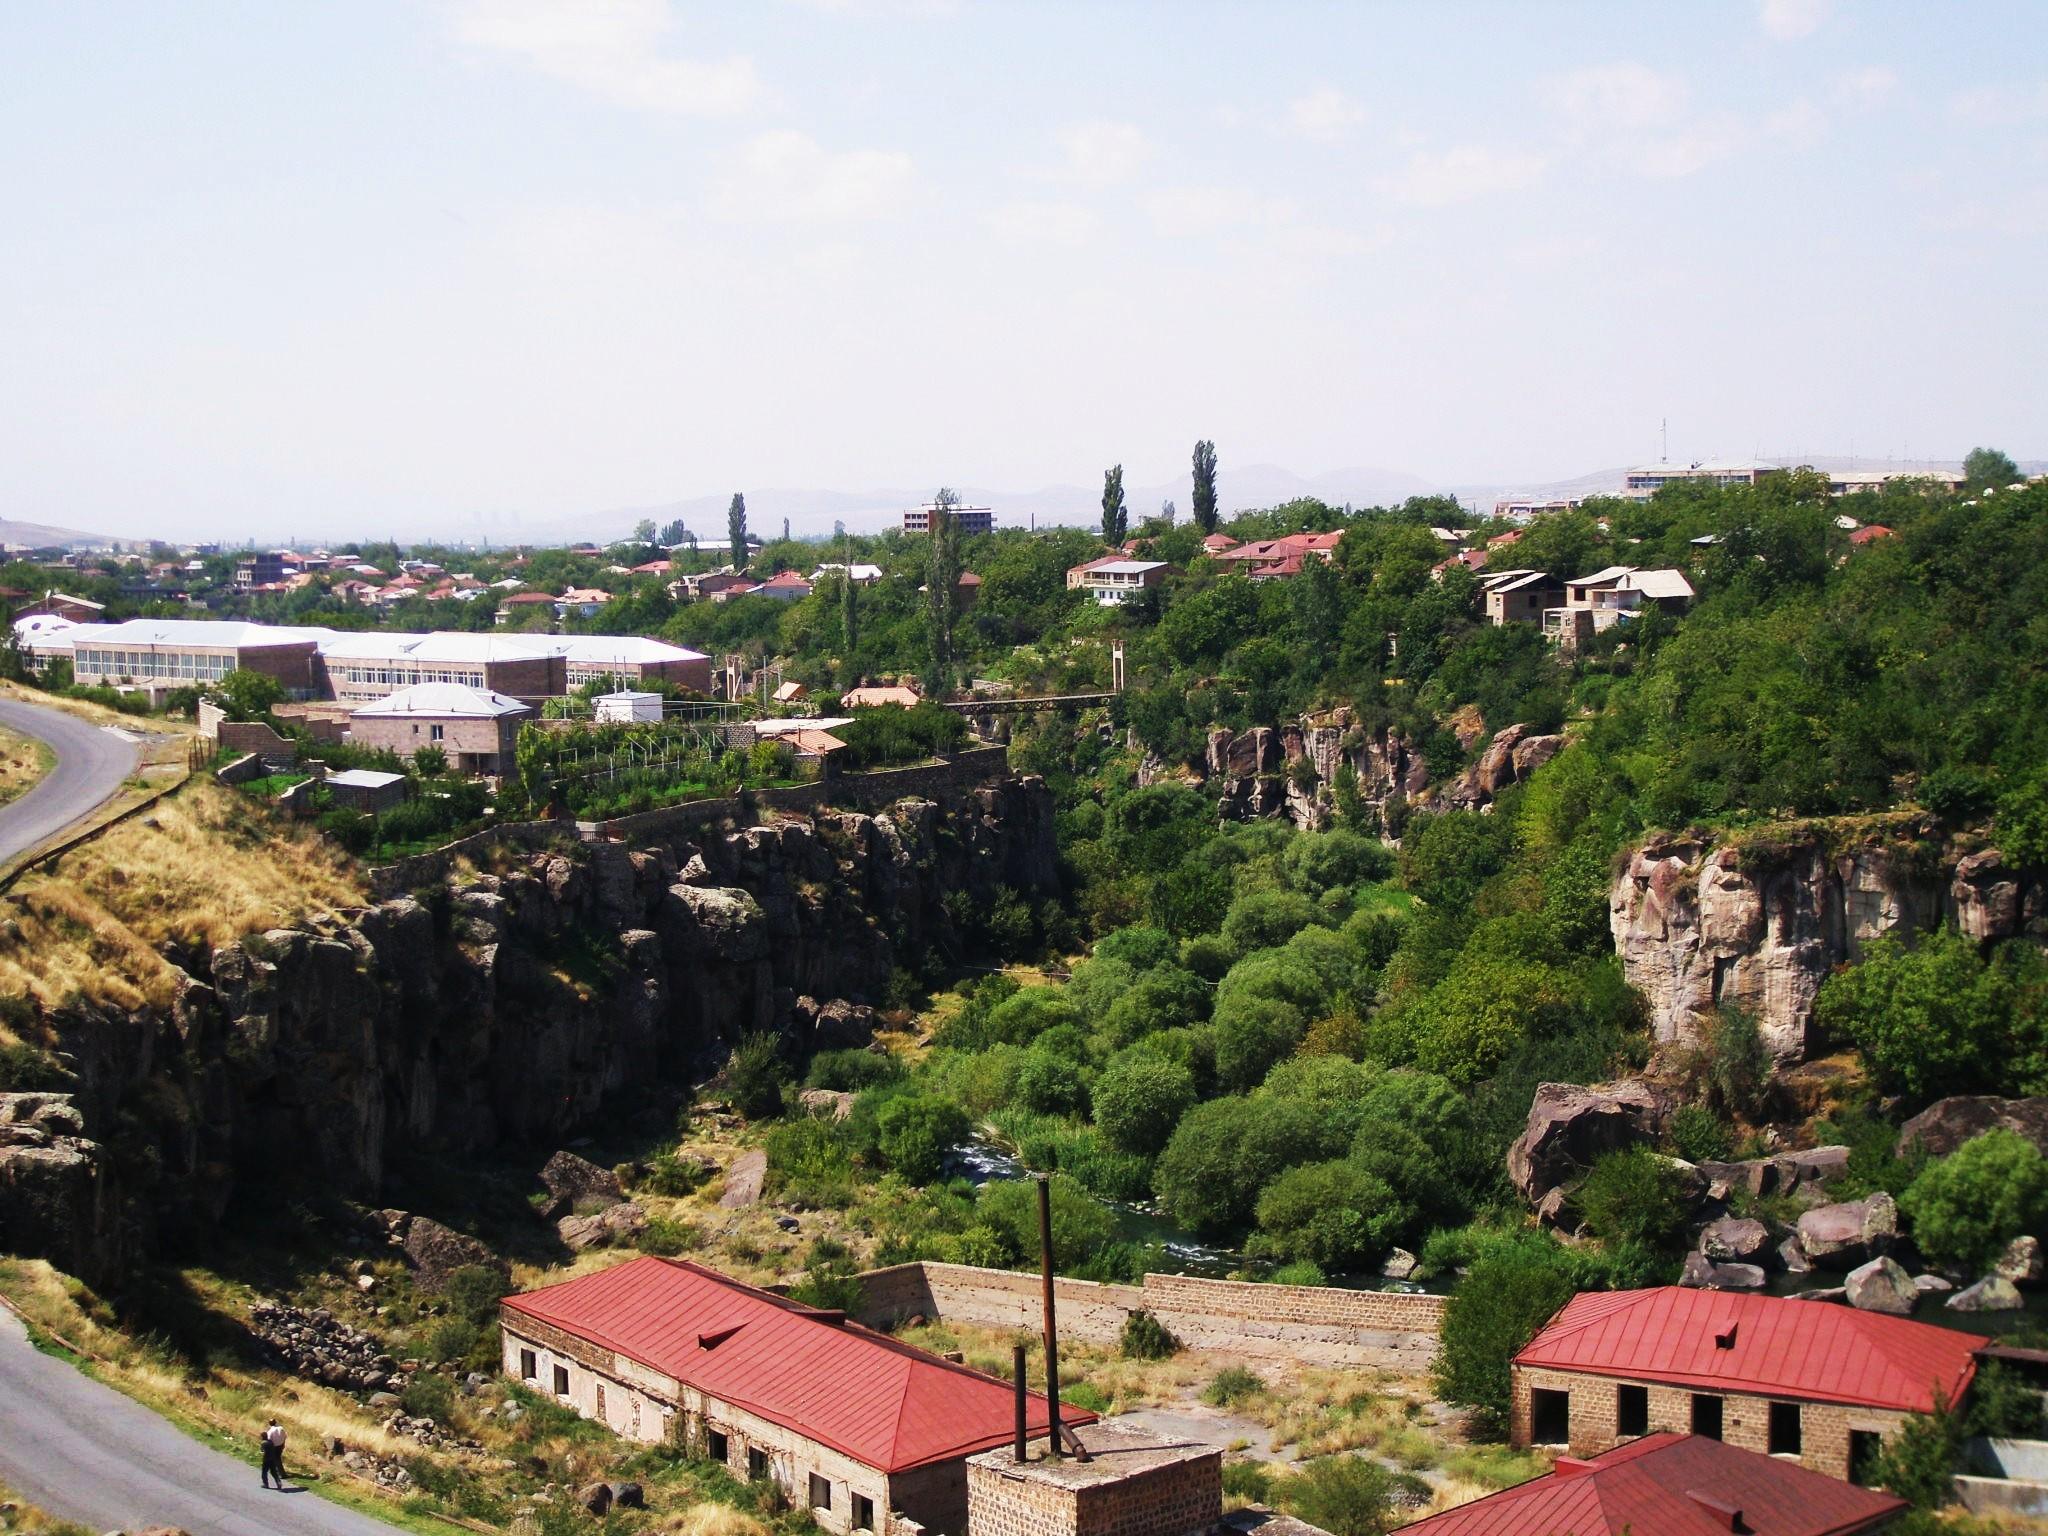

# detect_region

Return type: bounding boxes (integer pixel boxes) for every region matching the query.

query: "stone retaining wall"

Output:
[854,1262,1443,1374]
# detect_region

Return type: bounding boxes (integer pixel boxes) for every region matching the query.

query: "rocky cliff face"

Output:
[1610,829,2043,1061]
[1139,712,1558,831]
[0,780,1058,1283]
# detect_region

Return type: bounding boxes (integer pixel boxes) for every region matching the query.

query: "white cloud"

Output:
[1758,0,1834,40]
[1382,145,1546,207]
[1624,119,1746,177]
[450,0,762,115]
[1285,88,1366,142]
[1545,62,1689,133]
[1057,120,1152,187]
[1141,185,1298,236]
[708,131,913,222]
[983,200,1097,248]
[1951,80,2048,124]
[1830,65,1898,108]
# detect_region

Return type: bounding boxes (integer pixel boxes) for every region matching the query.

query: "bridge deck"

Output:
[940,692,1117,713]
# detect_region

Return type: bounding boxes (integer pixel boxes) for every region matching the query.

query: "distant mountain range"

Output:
[10,454,2040,551]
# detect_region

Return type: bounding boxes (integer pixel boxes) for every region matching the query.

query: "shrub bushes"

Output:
[1900,1129,2048,1272]
[875,1094,970,1183]
[1093,1056,1196,1156]
[1253,1160,1405,1273]
[834,702,969,768]
[1669,1103,1734,1163]
[1202,1366,1266,1407]
[1575,1146,1690,1250]
[726,1033,790,1121]
[1119,1310,1179,1360]
[1433,1235,1578,1432]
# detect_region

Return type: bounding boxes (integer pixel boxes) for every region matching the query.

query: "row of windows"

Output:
[333,665,486,687]
[75,648,233,680]
[518,1348,875,1530]
[1530,1383,1832,1461]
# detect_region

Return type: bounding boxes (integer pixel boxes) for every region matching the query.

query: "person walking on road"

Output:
[260,1419,287,1490]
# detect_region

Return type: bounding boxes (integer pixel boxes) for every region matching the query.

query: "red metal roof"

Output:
[504,1256,1091,1472]
[1399,1433,1905,1536]
[1515,1287,1986,1414]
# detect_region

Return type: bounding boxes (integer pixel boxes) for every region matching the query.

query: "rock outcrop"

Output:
[1441,725,1566,811]
[1507,1080,1672,1207]
[1794,1194,1898,1271]
[10,780,1058,1284]
[537,1151,624,1220]
[248,1301,403,1392]
[1898,1096,2048,1158]
[1610,829,2044,1061]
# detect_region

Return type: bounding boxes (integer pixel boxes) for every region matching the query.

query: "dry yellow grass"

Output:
[0,724,53,808]
[0,1476,94,1536]
[0,777,366,1009]
[660,1504,771,1536]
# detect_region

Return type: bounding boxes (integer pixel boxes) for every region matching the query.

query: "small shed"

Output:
[594,691,664,724]
[325,768,407,814]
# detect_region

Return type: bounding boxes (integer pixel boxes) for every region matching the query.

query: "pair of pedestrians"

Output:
[259,1419,290,1490]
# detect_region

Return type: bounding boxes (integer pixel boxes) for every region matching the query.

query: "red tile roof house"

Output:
[1401,1432,1906,1536]
[1510,1287,1986,1483]
[501,1257,1088,1536]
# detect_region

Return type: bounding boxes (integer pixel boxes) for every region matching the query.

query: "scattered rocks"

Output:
[338,1448,413,1491]
[401,1216,507,1292]
[1380,1249,1419,1281]
[797,1088,856,1121]
[1844,1256,1918,1315]
[718,1149,768,1208]
[1912,1275,1954,1295]
[1995,1235,2043,1286]
[580,1483,614,1516]
[538,1150,625,1220]
[1795,1286,1847,1303]
[248,1301,402,1393]
[1681,1254,1766,1290]
[1778,1238,1812,1275]
[1795,1193,1897,1271]
[382,1412,483,1452]
[1699,1217,1773,1264]
[1948,1276,2025,1313]
[609,1483,646,1511]
[558,1201,647,1251]
[794,996,880,1051]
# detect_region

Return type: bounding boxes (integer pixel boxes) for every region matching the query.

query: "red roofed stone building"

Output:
[1211,531,1343,579]
[501,1256,1088,1536]
[1402,1433,1905,1536]
[1511,1287,1986,1482]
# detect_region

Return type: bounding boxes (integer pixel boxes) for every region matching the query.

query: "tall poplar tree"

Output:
[840,566,859,662]
[1102,464,1128,544]
[924,488,961,694]
[1192,440,1219,533]
[728,493,748,569]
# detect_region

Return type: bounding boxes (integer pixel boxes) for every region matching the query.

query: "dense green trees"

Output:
[1814,928,2048,1104]
[1899,1130,2048,1272]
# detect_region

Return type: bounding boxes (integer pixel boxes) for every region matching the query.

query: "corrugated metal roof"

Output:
[1515,1287,1985,1413]
[504,1257,1090,1473]
[1399,1433,1904,1536]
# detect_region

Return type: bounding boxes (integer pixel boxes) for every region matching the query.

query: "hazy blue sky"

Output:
[3,1,2044,540]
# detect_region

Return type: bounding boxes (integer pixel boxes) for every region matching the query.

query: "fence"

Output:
[854,1260,1444,1374]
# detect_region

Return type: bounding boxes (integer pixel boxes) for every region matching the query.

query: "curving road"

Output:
[0,695,141,867]
[0,1307,404,1535]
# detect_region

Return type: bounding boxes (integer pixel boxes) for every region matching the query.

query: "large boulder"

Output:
[717,1149,768,1209]
[1897,1096,2048,1159]
[401,1216,507,1292]
[795,996,880,1051]
[1948,1276,2025,1313]
[1995,1235,2043,1286]
[0,1093,120,1286]
[1508,1081,1671,1204]
[1700,1217,1773,1264]
[537,1150,624,1220]
[1795,1193,1898,1270]
[1845,1256,1918,1315]
[1682,1253,1766,1290]
[558,1202,646,1252]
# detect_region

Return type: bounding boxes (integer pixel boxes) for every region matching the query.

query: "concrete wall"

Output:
[211,718,300,762]
[1508,1362,1909,1483]
[855,1263,1444,1374]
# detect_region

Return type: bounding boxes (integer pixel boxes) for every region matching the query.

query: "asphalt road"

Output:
[0,1307,404,1536]
[0,695,141,866]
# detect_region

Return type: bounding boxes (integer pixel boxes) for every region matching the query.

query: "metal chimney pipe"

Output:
[1013,1343,1028,1463]
[1038,1175,1063,1460]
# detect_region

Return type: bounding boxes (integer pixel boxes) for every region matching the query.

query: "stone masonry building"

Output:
[1510,1287,1985,1483]
[501,1256,1085,1536]
[967,1423,1221,1536]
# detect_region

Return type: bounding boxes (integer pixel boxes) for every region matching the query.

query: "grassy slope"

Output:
[0,776,366,1014]
[0,726,54,810]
